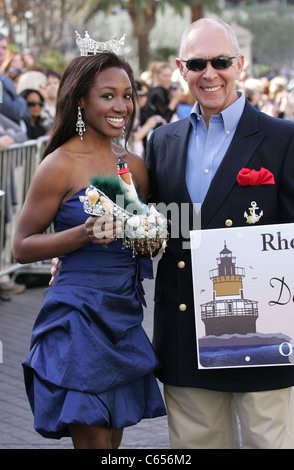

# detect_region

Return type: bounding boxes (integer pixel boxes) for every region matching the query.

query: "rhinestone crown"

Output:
[75,31,126,56]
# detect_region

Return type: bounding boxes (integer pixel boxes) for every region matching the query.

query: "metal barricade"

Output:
[0,136,50,278]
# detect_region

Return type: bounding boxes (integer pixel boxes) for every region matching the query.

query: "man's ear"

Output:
[235,55,245,80]
[176,58,188,82]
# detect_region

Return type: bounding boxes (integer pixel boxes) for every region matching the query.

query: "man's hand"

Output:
[49,257,59,286]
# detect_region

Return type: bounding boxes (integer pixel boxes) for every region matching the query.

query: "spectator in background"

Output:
[140,61,161,87]
[0,33,28,298]
[0,32,8,67]
[0,112,27,298]
[20,89,47,140]
[16,69,47,99]
[0,34,30,125]
[41,68,61,132]
[17,70,49,137]
[0,69,30,125]
[140,62,183,126]
[140,63,183,153]
[0,112,27,146]
[242,77,264,110]
[1,50,26,87]
[171,67,195,120]
[132,79,166,158]
[262,75,294,120]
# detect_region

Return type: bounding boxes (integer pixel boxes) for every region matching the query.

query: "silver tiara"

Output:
[75,31,126,56]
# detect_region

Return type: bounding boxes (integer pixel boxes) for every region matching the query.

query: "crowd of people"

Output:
[0,32,61,146]
[0,32,61,298]
[133,60,294,158]
[1,30,294,158]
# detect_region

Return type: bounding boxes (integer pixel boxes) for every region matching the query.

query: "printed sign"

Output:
[190,223,294,369]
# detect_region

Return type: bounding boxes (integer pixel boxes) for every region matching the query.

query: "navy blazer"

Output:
[146,100,294,392]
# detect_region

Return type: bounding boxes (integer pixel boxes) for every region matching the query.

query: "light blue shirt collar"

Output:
[190,90,245,133]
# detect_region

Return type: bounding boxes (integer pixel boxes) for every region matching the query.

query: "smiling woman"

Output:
[80,67,133,137]
[13,49,166,449]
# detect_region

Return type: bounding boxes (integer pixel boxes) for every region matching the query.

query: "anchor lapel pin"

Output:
[244,201,263,224]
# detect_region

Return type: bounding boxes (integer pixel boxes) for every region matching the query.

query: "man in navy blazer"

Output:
[146,18,294,448]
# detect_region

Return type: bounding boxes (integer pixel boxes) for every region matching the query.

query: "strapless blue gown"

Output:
[22,189,166,439]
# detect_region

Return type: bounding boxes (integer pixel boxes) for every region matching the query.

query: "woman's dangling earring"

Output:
[120,125,126,146]
[76,106,86,140]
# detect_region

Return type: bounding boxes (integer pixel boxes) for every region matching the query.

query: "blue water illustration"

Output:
[198,333,294,368]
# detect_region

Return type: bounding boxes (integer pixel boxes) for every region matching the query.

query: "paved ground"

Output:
[0,260,170,450]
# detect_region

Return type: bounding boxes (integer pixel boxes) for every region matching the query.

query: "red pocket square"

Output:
[237,167,275,186]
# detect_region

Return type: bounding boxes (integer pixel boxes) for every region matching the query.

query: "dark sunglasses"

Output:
[27,101,44,107]
[180,55,240,72]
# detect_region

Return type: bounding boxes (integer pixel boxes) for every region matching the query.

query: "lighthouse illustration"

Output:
[201,242,259,336]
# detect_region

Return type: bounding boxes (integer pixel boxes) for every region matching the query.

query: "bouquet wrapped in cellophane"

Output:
[79,157,168,257]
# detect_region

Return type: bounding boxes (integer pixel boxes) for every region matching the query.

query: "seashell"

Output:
[149,205,160,216]
[148,228,157,238]
[135,225,145,236]
[147,214,156,224]
[88,187,99,206]
[100,195,114,212]
[127,215,141,228]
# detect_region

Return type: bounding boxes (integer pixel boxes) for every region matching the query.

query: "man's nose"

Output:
[202,61,218,78]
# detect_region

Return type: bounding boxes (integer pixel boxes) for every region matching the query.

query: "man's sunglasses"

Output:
[180,55,240,72]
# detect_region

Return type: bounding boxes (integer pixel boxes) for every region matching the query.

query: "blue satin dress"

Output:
[22,188,166,439]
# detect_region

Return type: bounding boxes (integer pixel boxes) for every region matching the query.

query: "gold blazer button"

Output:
[178,261,185,269]
[225,219,233,227]
[179,304,187,311]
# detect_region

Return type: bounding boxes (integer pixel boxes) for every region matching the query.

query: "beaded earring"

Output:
[76,106,86,140]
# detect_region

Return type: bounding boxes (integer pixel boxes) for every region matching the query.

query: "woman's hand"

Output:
[85,215,122,244]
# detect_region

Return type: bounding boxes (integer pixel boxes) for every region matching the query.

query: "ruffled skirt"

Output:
[23,246,166,439]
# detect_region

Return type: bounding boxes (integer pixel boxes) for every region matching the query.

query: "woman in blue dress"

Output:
[13,48,166,448]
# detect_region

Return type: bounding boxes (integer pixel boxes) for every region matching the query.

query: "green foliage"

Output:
[223,3,294,73]
[7,44,18,52]
[152,46,178,62]
[37,49,68,75]
[252,63,271,79]
[166,0,220,16]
